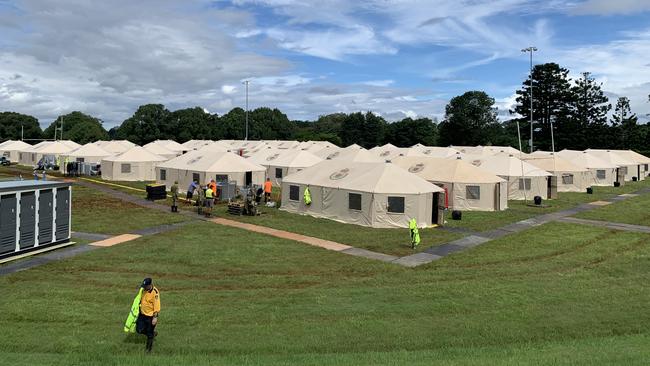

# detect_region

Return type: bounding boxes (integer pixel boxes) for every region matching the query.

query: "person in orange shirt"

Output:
[136,277,161,352]
[209,179,217,199]
[263,178,272,203]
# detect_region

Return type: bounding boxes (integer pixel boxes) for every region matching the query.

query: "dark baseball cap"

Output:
[141,277,153,287]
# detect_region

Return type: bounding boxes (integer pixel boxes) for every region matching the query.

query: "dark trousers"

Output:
[264,192,271,203]
[136,314,156,350]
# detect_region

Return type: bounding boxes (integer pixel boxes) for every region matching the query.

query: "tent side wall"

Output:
[588,168,616,186]
[552,170,590,193]
[448,182,501,211]
[504,175,548,200]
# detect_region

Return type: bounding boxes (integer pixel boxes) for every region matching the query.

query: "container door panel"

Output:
[0,194,17,254]
[55,188,70,241]
[39,190,54,244]
[19,192,36,249]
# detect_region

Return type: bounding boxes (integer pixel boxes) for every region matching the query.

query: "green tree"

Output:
[568,72,612,149]
[611,96,641,149]
[439,91,500,146]
[166,107,213,142]
[0,112,42,141]
[115,104,170,145]
[384,117,438,147]
[43,111,108,144]
[249,107,296,140]
[511,63,573,152]
[340,112,386,148]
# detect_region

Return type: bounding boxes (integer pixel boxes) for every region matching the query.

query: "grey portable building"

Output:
[0,180,72,260]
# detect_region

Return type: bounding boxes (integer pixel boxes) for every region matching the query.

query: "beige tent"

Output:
[323,147,384,163]
[393,156,508,211]
[155,150,266,191]
[257,150,323,186]
[153,140,186,153]
[181,140,214,150]
[60,140,81,150]
[101,146,167,181]
[281,160,444,228]
[609,149,650,178]
[523,154,591,193]
[557,150,617,186]
[94,140,135,154]
[143,142,180,160]
[585,149,639,182]
[411,146,461,159]
[66,143,113,164]
[19,141,77,166]
[467,154,551,200]
[0,140,31,162]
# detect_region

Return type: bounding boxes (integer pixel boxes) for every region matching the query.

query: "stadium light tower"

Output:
[242,80,250,141]
[521,46,538,153]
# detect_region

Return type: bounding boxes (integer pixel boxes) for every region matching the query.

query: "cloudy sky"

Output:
[0,0,649,128]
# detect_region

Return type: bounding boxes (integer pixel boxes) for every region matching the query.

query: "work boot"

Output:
[146,337,154,352]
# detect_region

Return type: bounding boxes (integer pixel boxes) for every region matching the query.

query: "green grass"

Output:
[445,179,650,231]
[209,204,462,257]
[574,190,650,226]
[72,185,189,235]
[1,221,650,365]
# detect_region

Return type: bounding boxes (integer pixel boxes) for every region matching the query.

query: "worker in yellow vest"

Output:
[204,184,214,217]
[136,277,161,352]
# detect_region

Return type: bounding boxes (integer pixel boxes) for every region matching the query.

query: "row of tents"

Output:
[2,139,648,228]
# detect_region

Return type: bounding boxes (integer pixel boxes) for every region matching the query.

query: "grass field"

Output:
[72,185,189,235]
[574,191,650,226]
[445,179,650,231]
[1,219,650,365]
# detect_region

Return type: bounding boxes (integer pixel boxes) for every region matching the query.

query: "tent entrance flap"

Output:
[495,183,500,211]
[245,171,252,187]
[433,192,444,226]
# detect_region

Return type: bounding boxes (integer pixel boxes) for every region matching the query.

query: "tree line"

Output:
[1,62,648,154]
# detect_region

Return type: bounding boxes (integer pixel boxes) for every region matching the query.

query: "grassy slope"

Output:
[72,185,189,235]
[1,221,649,365]
[574,190,650,226]
[445,179,650,231]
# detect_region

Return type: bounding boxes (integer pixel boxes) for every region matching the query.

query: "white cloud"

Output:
[362,80,394,87]
[570,0,650,15]
[221,85,237,95]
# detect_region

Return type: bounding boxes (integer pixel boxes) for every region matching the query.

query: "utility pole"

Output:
[242,80,250,141]
[521,46,538,153]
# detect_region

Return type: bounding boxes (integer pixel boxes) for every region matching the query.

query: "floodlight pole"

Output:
[243,80,250,141]
[522,46,538,153]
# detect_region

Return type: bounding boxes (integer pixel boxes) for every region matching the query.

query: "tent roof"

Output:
[393,156,506,184]
[609,149,650,164]
[523,155,588,172]
[412,146,460,159]
[284,160,443,194]
[59,140,81,149]
[557,150,617,169]
[27,141,76,154]
[181,140,213,149]
[466,154,551,177]
[143,142,177,156]
[94,140,135,153]
[0,140,31,151]
[198,142,230,153]
[259,150,323,168]
[585,149,638,166]
[148,140,185,152]
[324,148,384,163]
[158,150,265,172]
[67,143,112,158]
[103,146,167,162]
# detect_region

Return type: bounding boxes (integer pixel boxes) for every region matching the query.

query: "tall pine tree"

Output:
[511,63,573,152]
[568,72,611,149]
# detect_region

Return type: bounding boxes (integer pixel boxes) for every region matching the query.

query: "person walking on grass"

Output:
[264,178,272,203]
[137,277,161,353]
[170,181,179,212]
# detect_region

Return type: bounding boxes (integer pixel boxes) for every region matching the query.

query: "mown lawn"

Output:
[445,178,650,231]
[574,190,650,226]
[1,221,650,365]
[72,185,189,235]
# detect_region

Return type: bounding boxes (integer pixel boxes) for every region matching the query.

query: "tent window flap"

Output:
[192,173,200,183]
[387,196,405,213]
[121,163,131,174]
[518,178,531,191]
[289,185,299,201]
[596,170,606,179]
[275,168,283,179]
[466,186,480,200]
[160,169,166,181]
[348,193,362,210]
[561,174,574,185]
